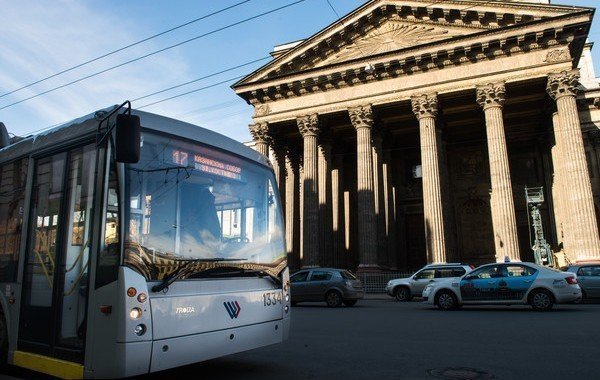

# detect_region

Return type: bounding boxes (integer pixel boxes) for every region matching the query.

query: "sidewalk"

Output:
[363,293,389,300]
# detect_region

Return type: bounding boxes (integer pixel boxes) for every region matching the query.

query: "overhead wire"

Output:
[0,0,252,99]
[131,56,270,102]
[0,0,307,111]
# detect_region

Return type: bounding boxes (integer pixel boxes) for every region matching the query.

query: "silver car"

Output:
[290,268,364,307]
[386,263,472,301]
[564,262,600,299]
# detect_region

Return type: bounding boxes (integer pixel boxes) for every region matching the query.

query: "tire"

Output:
[394,286,412,302]
[0,311,7,368]
[436,290,458,311]
[343,300,357,307]
[529,289,554,311]
[325,290,342,308]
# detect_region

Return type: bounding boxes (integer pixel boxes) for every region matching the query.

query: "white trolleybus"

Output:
[0,102,290,378]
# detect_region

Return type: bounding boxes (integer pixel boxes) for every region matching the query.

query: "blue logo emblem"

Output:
[224,301,241,319]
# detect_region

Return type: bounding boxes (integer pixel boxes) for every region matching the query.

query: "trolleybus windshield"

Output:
[123,132,286,281]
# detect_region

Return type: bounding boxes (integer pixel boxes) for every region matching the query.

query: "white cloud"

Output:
[0,0,202,136]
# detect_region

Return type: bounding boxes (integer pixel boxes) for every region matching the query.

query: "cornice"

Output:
[240,23,588,108]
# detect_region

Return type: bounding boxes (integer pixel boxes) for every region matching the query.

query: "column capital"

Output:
[547,70,580,100]
[297,114,320,137]
[248,122,270,144]
[411,93,438,120]
[476,82,506,110]
[349,105,373,130]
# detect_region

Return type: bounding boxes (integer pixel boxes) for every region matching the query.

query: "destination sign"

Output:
[172,149,242,180]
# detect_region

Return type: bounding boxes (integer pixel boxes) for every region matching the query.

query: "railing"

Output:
[357,272,411,294]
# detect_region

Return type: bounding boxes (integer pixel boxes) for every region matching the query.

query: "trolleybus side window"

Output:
[95,154,119,288]
[0,158,28,282]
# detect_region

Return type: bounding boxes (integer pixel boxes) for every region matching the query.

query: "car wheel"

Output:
[529,289,554,311]
[325,290,342,308]
[343,300,357,307]
[436,290,458,311]
[394,286,412,302]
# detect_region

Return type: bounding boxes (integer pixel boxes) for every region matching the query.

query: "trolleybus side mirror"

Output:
[115,113,141,163]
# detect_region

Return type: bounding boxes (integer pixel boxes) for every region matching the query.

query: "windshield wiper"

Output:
[151,258,246,293]
[244,269,282,287]
[169,266,283,287]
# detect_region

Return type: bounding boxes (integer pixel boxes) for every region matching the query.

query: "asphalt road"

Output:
[2,299,599,379]
[150,298,600,380]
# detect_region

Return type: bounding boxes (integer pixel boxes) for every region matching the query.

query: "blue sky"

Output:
[0,0,598,142]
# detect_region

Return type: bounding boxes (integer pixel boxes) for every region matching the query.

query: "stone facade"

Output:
[234,0,600,271]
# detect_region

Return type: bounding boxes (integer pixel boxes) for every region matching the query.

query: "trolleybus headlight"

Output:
[285,294,289,302]
[137,293,147,303]
[129,307,143,319]
[134,324,146,336]
[127,287,137,297]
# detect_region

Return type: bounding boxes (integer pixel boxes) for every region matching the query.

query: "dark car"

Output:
[564,262,600,299]
[290,268,364,307]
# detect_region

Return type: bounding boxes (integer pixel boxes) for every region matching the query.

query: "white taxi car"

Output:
[422,261,582,311]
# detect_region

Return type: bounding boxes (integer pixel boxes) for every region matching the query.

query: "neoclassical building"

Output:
[233,0,600,271]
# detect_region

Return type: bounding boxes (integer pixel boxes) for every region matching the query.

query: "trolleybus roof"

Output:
[0,105,269,166]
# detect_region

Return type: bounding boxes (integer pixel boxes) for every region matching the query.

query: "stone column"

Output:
[349,105,379,270]
[270,136,287,209]
[476,83,521,262]
[249,122,270,156]
[547,70,600,262]
[411,94,448,264]
[331,152,345,268]
[372,128,388,267]
[285,147,301,270]
[383,149,397,269]
[318,137,333,267]
[550,112,569,253]
[297,114,320,267]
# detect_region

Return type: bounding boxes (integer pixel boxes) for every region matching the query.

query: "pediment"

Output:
[314,17,476,68]
[233,0,592,92]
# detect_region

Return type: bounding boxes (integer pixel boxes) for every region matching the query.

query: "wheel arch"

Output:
[393,284,411,294]
[526,286,557,303]
[325,287,343,297]
[433,286,460,305]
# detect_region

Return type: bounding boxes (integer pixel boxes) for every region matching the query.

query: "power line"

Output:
[131,56,270,102]
[0,0,252,99]
[0,0,306,111]
[137,75,245,109]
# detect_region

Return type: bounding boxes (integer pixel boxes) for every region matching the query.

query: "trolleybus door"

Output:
[18,145,97,362]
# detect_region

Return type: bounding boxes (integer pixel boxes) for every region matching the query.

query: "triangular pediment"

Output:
[314,17,476,68]
[233,0,592,91]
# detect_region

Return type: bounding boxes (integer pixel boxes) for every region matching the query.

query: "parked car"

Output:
[385,263,473,301]
[290,268,364,307]
[423,261,582,311]
[564,262,600,299]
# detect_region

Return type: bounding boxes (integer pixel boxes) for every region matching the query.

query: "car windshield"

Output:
[123,132,286,280]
